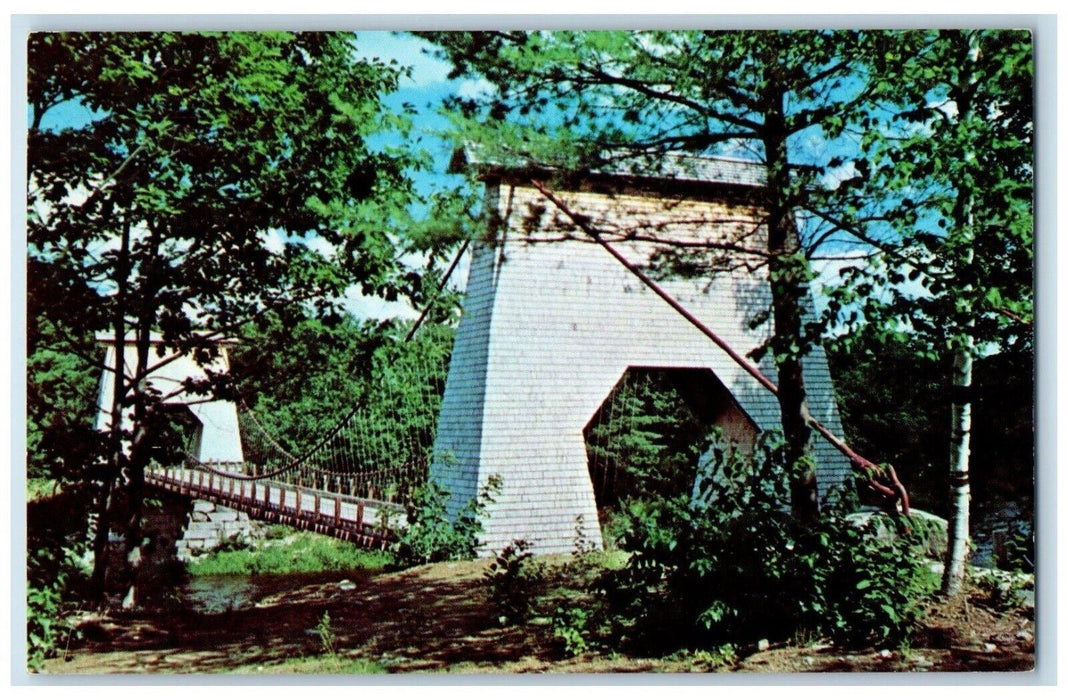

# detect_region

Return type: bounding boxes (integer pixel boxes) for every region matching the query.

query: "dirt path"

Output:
[40,560,1035,675]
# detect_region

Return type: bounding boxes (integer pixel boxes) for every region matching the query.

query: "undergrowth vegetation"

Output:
[27,547,88,671]
[393,474,502,567]
[482,432,936,659]
[186,529,394,577]
[601,433,932,652]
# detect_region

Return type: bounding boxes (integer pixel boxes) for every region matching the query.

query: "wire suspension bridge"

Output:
[146,244,469,548]
[145,177,910,549]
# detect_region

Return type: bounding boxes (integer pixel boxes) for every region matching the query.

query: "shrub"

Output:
[316,611,337,656]
[27,577,66,671]
[974,569,1031,612]
[26,546,86,671]
[795,507,929,646]
[552,605,592,657]
[483,539,544,625]
[680,643,738,670]
[393,474,501,567]
[997,527,1035,574]
[600,432,929,652]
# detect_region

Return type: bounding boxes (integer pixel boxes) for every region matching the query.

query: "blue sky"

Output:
[342,32,915,320]
[348,32,477,320]
[31,31,920,322]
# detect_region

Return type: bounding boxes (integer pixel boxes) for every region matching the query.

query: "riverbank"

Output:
[39,555,1034,676]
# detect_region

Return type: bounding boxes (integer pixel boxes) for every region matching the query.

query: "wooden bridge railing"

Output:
[146,464,407,550]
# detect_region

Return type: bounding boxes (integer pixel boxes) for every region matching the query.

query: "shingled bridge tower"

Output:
[431,153,852,554]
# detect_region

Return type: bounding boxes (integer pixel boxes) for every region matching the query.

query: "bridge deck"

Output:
[147,466,405,549]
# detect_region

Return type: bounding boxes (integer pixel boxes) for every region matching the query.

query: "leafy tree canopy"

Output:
[29,32,425,358]
[26,31,439,595]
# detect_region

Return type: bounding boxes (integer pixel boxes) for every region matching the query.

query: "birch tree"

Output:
[829,30,1033,593]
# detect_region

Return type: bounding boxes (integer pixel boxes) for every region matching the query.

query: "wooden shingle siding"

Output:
[432,176,852,555]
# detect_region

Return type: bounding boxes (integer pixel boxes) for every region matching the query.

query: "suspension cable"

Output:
[529,178,909,517]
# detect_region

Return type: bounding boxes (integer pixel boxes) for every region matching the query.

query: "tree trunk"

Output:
[121,420,151,609]
[89,217,132,599]
[942,342,974,594]
[119,234,164,609]
[941,33,979,595]
[763,85,818,522]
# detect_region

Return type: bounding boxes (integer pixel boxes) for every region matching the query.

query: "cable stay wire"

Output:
[176,241,470,503]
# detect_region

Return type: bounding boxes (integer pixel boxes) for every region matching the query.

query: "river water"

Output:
[176,570,376,613]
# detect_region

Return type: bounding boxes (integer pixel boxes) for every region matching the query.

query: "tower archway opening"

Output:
[582,366,759,539]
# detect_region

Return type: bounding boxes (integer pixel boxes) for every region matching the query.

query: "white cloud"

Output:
[352,31,452,89]
[259,228,286,255]
[343,287,420,322]
[456,77,495,100]
[304,235,337,258]
[821,161,859,190]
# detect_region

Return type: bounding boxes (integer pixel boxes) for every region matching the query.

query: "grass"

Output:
[228,655,387,675]
[186,528,395,577]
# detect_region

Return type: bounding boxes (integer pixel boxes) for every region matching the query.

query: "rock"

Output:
[1016,629,1033,642]
[757,639,770,651]
[846,508,948,559]
[878,649,892,659]
[984,642,997,653]
[338,580,357,591]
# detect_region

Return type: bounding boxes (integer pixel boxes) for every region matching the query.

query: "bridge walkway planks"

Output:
[146,466,405,550]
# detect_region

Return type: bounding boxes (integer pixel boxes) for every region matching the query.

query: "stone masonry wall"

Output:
[432,179,852,555]
[175,500,259,560]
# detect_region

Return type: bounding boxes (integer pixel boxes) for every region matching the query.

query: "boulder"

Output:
[845,508,948,560]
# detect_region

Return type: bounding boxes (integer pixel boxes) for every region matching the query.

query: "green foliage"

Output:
[26,479,61,503]
[585,369,716,512]
[231,313,456,503]
[796,509,932,646]
[831,30,1033,355]
[27,577,67,671]
[26,260,102,483]
[185,531,394,577]
[393,474,502,567]
[316,611,337,656]
[26,485,94,670]
[827,325,951,511]
[551,605,592,657]
[973,569,1031,612]
[828,323,1034,516]
[27,31,428,591]
[672,644,739,671]
[483,539,544,625]
[996,527,1035,574]
[26,546,88,671]
[599,432,929,652]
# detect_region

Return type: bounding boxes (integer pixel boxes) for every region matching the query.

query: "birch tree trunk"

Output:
[940,31,981,596]
[941,341,974,594]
